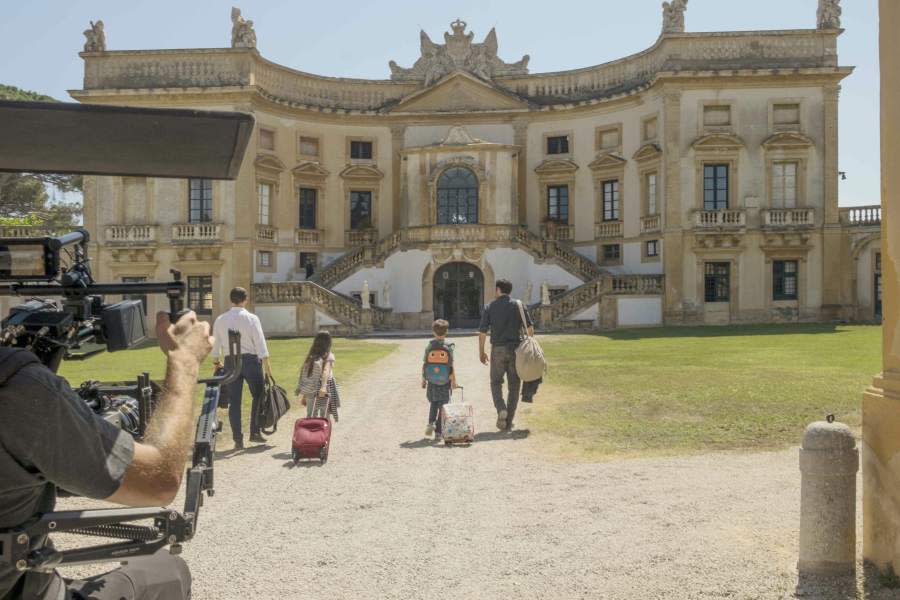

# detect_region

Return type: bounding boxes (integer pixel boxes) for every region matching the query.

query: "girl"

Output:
[295,331,339,420]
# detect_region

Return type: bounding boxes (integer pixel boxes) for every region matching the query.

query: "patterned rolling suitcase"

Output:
[440,387,474,444]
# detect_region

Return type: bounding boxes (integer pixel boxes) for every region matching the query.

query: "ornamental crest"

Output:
[389,19,529,86]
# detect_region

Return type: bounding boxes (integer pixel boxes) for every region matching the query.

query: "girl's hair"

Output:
[304,331,333,377]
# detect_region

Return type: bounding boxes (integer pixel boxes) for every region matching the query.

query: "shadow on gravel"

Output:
[271,451,325,469]
[793,562,900,599]
[399,439,442,449]
[215,444,274,460]
[398,429,531,449]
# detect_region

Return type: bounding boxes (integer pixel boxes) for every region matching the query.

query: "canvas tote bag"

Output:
[514,300,547,382]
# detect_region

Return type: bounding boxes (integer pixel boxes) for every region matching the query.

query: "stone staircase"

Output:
[252,280,391,333]
[535,273,665,327]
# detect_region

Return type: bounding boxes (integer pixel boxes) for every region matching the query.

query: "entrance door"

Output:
[433,262,484,329]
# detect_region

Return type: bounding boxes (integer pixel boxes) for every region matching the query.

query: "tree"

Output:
[0,84,83,227]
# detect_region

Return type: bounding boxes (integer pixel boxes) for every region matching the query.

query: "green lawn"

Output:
[527,324,882,459]
[58,337,396,417]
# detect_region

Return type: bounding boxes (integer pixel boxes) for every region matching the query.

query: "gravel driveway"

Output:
[59,336,882,599]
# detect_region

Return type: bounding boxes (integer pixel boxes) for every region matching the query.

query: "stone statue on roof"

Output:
[389,19,529,86]
[83,20,106,52]
[661,0,688,34]
[817,0,842,29]
[231,7,257,49]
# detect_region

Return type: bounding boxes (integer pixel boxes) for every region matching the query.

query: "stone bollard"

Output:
[798,418,859,575]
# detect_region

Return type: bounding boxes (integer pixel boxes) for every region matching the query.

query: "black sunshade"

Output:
[0,100,254,179]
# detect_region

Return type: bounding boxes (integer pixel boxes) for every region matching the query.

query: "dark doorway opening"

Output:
[433,262,484,329]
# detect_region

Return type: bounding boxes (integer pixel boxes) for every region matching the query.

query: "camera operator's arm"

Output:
[106,311,212,507]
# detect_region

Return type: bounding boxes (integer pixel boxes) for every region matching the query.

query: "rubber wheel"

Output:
[292,449,299,464]
[319,447,328,463]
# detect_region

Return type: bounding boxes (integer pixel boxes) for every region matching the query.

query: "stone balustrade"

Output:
[549,278,608,323]
[171,222,223,242]
[609,274,665,295]
[346,229,378,247]
[693,209,746,229]
[256,225,278,243]
[252,281,389,331]
[641,215,662,234]
[595,221,623,238]
[295,228,322,246]
[762,208,816,228]
[540,223,573,242]
[841,205,882,226]
[404,224,519,244]
[0,226,64,238]
[105,224,158,244]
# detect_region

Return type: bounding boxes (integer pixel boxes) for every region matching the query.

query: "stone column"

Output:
[822,83,843,316]
[662,89,684,323]
[513,120,529,226]
[390,124,406,231]
[863,0,900,572]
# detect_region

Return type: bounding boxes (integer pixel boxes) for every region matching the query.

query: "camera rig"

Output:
[0,229,242,572]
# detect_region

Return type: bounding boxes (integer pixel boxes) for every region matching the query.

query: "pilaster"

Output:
[513,120,529,226]
[662,89,684,321]
[821,83,843,312]
[390,124,406,231]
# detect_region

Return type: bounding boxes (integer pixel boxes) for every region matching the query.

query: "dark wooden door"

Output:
[433,263,484,329]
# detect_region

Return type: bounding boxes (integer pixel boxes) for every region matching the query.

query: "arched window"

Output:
[437,167,478,224]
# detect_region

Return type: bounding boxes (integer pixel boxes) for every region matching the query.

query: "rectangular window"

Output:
[773,260,798,301]
[546,135,569,155]
[704,262,730,303]
[121,276,148,315]
[597,127,621,151]
[258,182,272,225]
[643,117,658,141]
[350,190,373,230]
[298,188,317,229]
[299,136,319,157]
[258,128,275,151]
[188,178,213,223]
[876,252,882,274]
[548,286,568,301]
[602,180,620,222]
[774,103,800,127]
[772,162,798,209]
[646,173,658,215]
[299,252,318,269]
[602,244,621,261]
[703,164,729,211]
[350,140,373,160]
[547,185,569,222]
[646,240,659,257]
[187,276,213,316]
[704,105,731,127]
[258,251,272,267]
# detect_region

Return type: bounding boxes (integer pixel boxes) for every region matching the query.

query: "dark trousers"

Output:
[490,345,521,425]
[64,549,191,599]
[428,401,448,434]
[224,353,265,441]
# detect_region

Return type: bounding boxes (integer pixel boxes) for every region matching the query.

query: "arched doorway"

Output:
[437,166,478,224]
[433,262,484,328]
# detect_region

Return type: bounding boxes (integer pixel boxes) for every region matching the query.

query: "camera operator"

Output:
[0,310,213,600]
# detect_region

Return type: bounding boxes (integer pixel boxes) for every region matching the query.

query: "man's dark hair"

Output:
[229,287,248,304]
[496,279,513,295]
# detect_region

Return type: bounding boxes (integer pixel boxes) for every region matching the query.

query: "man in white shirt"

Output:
[212,287,273,449]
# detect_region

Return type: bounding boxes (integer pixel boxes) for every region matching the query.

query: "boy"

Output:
[421,319,457,440]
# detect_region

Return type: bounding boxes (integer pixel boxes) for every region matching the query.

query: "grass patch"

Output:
[527,324,881,459]
[59,337,397,415]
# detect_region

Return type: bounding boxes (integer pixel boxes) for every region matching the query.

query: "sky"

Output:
[0,0,881,207]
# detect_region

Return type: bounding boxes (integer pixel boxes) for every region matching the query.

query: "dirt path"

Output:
[62,336,876,599]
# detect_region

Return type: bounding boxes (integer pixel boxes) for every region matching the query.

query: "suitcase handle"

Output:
[452,385,463,404]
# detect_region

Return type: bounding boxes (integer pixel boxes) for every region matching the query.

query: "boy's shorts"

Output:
[426,382,451,404]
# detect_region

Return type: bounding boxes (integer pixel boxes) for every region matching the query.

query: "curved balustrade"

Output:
[840,205,882,226]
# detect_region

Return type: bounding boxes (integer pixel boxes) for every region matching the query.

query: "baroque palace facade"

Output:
[64,1,883,334]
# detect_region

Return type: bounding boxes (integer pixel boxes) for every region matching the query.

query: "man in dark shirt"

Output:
[0,311,212,600]
[478,278,534,431]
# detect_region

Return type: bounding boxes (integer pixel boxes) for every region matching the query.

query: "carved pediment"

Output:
[255,154,286,173]
[633,143,663,162]
[762,132,814,150]
[691,133,745,152]
[292,161,330,181]
[440,125,484,146]
[534,158,579,176]
[588,153,628,172]
[390,71,530,113]
[340,164,385,181]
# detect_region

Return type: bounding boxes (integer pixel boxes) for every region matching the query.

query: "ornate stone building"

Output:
[68,3,883,334]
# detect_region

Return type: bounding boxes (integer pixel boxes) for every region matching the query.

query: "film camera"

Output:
[0,99,253,573]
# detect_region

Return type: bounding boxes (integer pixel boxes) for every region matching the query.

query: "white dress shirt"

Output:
[212,306,269,360]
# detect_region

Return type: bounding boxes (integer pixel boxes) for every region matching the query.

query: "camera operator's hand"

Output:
[156,310,213,367]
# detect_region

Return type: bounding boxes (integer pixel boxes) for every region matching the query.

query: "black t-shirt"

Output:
[478,295,533,347]
[0,361,134,599]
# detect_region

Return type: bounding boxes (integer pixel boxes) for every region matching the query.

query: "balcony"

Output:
[256,225,278,244]
[171,222,223,243]
[105,224,158,244]
[541,223,573,243]
[693,209,746,230]
[641,215,662,234]
[762,208,816,229]
[595,221,623,239]
[841,205,882,227]
[295,228,323,246]
[345,229,377,247]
